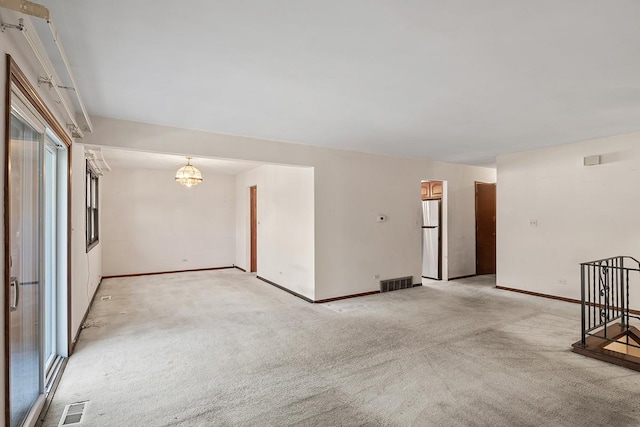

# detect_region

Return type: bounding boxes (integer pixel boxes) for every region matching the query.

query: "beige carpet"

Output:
[41,270,640,426]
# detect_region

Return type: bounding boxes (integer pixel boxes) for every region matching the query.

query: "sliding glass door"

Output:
[6,80,69,426]
[8,107,44,427]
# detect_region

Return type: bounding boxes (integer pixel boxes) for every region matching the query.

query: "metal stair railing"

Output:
[580,256,640,349]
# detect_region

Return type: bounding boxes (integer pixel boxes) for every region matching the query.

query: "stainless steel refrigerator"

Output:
[422,200,441,280]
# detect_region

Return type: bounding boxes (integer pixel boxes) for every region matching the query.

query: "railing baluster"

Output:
[611,258,620,317]
[620,257,624,320]
[618,256,623,327]
[586,264,591,329]
[626,268,630,345]
[592,263,596,330]
[604,261,607,338]
[611,259,615,321]
[581,264,586,346]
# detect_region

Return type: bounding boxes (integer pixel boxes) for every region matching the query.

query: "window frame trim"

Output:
[85,160,99,252]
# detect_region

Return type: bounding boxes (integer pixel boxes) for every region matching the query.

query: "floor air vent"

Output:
[59,401,88,426]
[380,276,414,292]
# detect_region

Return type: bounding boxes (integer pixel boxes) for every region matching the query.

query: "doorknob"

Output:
[9,276,18,311]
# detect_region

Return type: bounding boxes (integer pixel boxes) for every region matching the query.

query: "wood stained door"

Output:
[475,182,496,275]
[250,186,257,272]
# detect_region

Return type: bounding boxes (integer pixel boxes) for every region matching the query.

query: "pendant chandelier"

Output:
[175,156,204,187]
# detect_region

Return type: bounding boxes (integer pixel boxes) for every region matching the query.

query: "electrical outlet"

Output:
[374,274,380,279]
[529,219,538,227]
[558,279,567,285]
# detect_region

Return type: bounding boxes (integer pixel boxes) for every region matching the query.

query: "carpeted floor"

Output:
[40,270,640,426]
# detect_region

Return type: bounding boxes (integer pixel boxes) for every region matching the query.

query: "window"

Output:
[86,160,99,250]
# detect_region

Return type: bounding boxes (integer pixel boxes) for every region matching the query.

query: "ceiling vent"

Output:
[583,155,601,166]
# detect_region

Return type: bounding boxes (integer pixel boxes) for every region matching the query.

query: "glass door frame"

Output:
[44,142,57,375]
[43,133,67,388]
[4,55,73,427]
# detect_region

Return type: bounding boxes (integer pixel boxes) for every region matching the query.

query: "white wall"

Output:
[497,132,640,309]
[82,117,496,301]
[70,143,102,340]
[235,164,315,300]
[101,168,235,276]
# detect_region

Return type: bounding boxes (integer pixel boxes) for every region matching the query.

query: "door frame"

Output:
[4,55,73,426]
[420,179,448,281]
[249,186,257,273]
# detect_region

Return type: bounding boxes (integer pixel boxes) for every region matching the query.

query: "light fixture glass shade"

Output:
[175,157,203,187]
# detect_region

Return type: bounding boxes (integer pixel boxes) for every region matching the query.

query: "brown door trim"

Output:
[66,140,73,356]
[4,52,11,427]
[475,181,496,275]
[250,186,257,273]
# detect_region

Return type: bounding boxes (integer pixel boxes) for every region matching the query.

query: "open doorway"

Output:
[421,180,448,281]
[475,182,496,275]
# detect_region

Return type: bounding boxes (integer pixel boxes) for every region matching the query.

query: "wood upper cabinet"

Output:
[430,181,443,198]
[421,182,430,200]
[421,181,443,200]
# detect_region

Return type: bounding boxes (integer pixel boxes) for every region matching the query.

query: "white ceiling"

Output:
[99,147,261,175]
[37,1,640,165]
